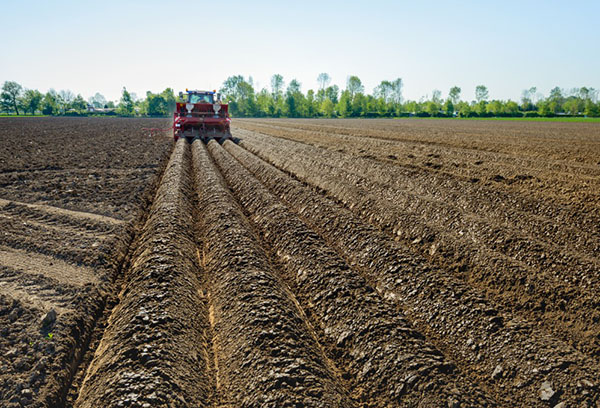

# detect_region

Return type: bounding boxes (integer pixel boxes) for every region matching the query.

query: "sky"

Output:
[1,0,598,103]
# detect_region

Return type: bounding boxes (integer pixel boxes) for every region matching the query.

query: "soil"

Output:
[1,117,599,407]
[0,117,170,407]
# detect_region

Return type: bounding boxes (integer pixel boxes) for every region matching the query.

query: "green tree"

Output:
[324,85,339,104]
[41,90,59,115]
[337,90,352,117]
[255,88,273,117]
[351,92,367,117]
[305,89,317,117]
[270,74,284,99]
[59,90,74,112]
[144,90,172,116]
[456,101,472,117]
[88,92,107,108]
[475,85,489,103]
[1,81,23,114]
[346,76,364,98]
[528,86,538,104]
[474,100,488,116]
[584,100,599,117]
[160,88,176,115]
[448,86,461,105]
[117,87,135,116]
[374,80,393,102]
[504,101,520,116]
[320,99,335,117]
[284,79,306,117]
[425,101,440,116]
[563,97,580,115]
[70,94,88,113]
[486,100,503,116]
[22,89,43,115]
[521,89,533,111]
[390,78,403,105]
[220,76,257,117]
[538,100,553,116]
[443,99,454,116]
[317,73,331,95]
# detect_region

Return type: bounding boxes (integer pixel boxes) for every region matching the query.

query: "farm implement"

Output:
[173,89,232,142]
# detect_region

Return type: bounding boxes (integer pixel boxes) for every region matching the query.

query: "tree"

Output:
[305,89,317,117]
[584,100,599,117]
[160,88,176,115]
[431,89,442,104]
[443,99,454,116]
[89,92,107,108]
[117,87,135,116]
[270,74,284,99]
[71,94,88,113]
[563,97,581,115]
[374,80,393,102]
[220,76,257,116]
[351,92,367,117]
[41,90,59,115]
[324,85,339,104]
[285,79,305,117]
[456,101,472,117]
[528,86,538,104]
[320,98,335,118]
[346,76,364,98]
[475,85,489,102]
[1,81,23,115]
[317,73,331,92]
[486,100,503,116]
[256,88,274,117]
[504,101,520,116]
[390,78,403,105]
[145,91,169,116]
[21,89,43,115]
[337,90,352,117]
[448,86,461,105]
[59,90,74,105]
[475,100,488,116]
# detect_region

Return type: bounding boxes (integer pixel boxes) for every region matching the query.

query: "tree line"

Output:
[2,75,599,118]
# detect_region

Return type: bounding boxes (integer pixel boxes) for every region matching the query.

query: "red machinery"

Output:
[173,89,232,142]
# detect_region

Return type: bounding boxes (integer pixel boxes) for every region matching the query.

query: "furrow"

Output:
[238,130,600,357]
[0,198,121,233]
[190,140,353,407]
[74,139,212,407]
[224,139,600,407]
[239,128,600,258]
[0,215,109,269]
[210,141,495,407]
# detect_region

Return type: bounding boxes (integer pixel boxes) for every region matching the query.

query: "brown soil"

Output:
[0,117,170,407]
[2,117,599,407]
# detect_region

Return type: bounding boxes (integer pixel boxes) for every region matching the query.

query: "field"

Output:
[1,117,599,407]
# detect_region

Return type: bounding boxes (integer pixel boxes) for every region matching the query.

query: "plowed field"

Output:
[1,117,599,407]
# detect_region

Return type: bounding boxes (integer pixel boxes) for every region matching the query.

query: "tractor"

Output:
[173,89,232,142]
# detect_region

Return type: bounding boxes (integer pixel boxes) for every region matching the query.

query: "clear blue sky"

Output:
[1,0,598,102]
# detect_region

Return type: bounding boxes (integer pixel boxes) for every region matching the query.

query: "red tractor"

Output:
[173,89,232,142]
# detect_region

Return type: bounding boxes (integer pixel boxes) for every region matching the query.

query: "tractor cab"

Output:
[174,89,231,142]
[184,90,216,104]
